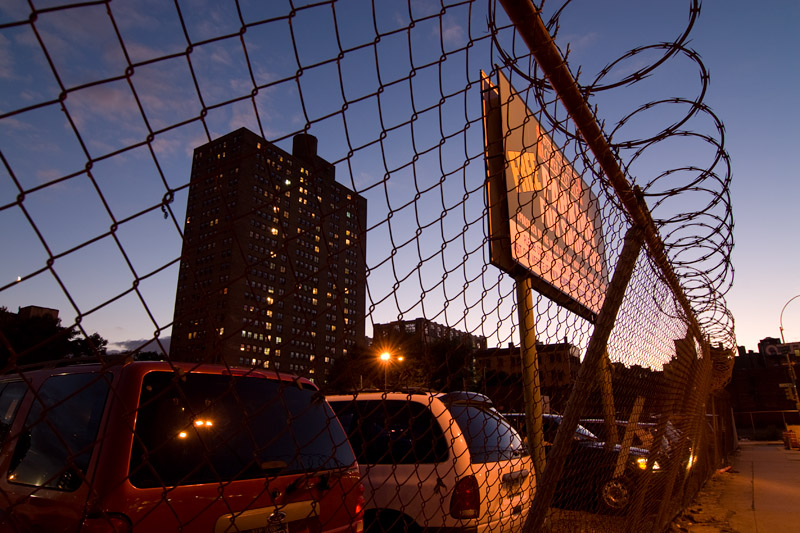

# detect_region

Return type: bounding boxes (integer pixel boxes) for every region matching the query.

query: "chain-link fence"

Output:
[1,0,734,531]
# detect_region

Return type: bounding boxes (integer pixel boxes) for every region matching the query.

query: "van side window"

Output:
[447,405,527,463]
[7,373,110,491]
[0,381,27,447]
[330,400,449,465]
[129,371,354,488]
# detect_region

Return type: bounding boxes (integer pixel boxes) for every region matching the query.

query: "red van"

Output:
[0,360,364,532]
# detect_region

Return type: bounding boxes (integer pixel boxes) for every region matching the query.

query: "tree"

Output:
[70,332,109,358]
[0,307,109,369]
[133,350,166,361]
[421,338,477,392]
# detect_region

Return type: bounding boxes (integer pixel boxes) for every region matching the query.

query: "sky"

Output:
[0,0,797,357]
[687,1,800,350]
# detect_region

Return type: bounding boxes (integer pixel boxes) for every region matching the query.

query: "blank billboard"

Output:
[482,70,608,322]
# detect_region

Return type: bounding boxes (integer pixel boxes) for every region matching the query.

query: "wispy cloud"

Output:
[441,18,465,47]
[0,33,15,80]
[108,336,171,354]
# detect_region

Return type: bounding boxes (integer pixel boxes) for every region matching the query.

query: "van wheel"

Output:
[366,510,420,533]
[599,477,631,513]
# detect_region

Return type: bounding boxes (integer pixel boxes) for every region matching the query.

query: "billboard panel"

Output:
[482,71,608,322]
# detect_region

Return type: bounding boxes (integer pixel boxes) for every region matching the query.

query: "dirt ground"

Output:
[668,469,740,533]
[541,468,742,532]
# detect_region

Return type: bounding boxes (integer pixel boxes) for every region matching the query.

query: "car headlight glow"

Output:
[686,452,697,472]
[636,457,660,471]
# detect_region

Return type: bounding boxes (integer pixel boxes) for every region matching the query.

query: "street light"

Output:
[779,294,800,413]
[380,352,391,391]
[379,351,403,391]
[779,294,800,343]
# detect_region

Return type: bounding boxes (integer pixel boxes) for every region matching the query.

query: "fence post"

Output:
[524,224,644,531]
[613,396,645,479]
[650,340,714,531]
[516,276,546,487]
[601,351,620,449]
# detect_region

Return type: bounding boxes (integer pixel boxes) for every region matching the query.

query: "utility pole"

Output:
[783,350,800,412]
[779,295,800,412]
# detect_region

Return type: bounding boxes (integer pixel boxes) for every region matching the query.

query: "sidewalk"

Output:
[672,440,800,532]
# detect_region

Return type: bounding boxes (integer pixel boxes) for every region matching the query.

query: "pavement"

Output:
[671,440,800,532]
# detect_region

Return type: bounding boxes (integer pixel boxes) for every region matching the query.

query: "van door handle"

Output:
[502,469,529,483]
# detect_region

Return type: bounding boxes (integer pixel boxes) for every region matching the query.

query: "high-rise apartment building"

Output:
[170,128,366,382]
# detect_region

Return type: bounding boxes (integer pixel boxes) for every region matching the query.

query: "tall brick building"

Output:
[170,128,366,382]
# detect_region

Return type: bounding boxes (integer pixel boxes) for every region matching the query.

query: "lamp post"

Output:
[380,352,390,391]
[779,294,800,344]
[379,352,404,391]
[779,294,800,412]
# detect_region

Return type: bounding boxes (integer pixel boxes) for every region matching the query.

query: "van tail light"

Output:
[81,513,132,533]
[450,475,480,519]
[353,475,366,532]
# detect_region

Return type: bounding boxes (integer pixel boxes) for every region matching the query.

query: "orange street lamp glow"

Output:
[378,351,403,390]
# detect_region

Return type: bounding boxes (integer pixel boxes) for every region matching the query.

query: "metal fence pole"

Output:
[600,351,620,449]
[517,276,546,488]
[524,224,644,531]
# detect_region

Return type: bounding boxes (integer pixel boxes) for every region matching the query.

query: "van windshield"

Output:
[129,371,354,488]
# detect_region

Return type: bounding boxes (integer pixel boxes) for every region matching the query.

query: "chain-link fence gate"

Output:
[1,0,734,531]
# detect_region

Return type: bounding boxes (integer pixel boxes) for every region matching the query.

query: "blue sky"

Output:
[1,0,796,357]
[689,1,800,349]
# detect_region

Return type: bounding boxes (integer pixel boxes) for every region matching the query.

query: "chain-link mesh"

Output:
[1,0,734,531]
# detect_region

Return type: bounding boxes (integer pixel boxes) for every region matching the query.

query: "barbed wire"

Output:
[489,0,733,351]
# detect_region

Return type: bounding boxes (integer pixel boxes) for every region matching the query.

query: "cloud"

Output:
[108,336,171,354]
[69,85,140,130]
[441,19,465,47]
[563,31,600,55]
[0,34,14,80]
[35,168,64,184]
